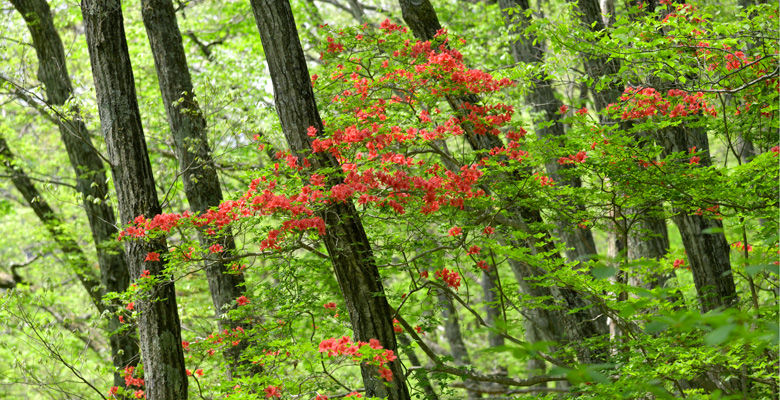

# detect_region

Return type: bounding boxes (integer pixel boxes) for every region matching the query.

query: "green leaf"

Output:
[591,265,619,279]
[704,324,735,346]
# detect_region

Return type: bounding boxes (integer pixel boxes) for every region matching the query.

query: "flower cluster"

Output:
[319,336,398,381]
[435,267,461,290]
[608,87,716,120]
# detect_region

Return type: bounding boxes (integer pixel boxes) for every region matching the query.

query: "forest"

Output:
[0,0,777,399]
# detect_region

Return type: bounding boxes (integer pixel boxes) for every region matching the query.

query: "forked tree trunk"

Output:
[498,0,598,263]
[10,0,138,386]
[248,1,410,398]
[140,0,249,378]
[655,126,737,312]
[81,1,188,398]
[398,0,607,364]
[574,0,673,287]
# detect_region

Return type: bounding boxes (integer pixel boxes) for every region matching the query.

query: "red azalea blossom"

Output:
[483,226,495,235]
[144,252,160,262]
[559,104,569,114]
[140,270,151,278]
[324,302,337,309]
[435,267,461,289]
[264,385,282,399]
[448,226,462,236]
[673,259,685,269]
[467,245,481,255]
[236,296,250,306]
[420,270,429,279]
[126,302,134,311]
[476,260,490,271]
[379,366,393,381]
[315,395,329,400]
[195,369,204,377]
[345,392,363,398]
[209,243,224,253]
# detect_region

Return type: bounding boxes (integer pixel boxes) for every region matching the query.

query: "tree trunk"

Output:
[397,335,440,400]
[81,1,188,398]
[398,0,607,364]
[498,0,598,263]
[9,0,139,386]
[480,269,509,388]
[0,135,104,311]
[248,1,410,398]
[654,125,737,312]
[140,0,249,378]
[438,291,482,399]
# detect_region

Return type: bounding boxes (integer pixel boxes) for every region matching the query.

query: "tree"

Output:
[81,0,188,398]
[248,0,410,398]
[0,0,776,399]
[9,0,139,386]
[140,0,249,378]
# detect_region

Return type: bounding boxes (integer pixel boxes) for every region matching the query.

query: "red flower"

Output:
[435,268,461,290]
[144,252,160,262]
[483,226,495,235]
[448,226,462,236]
[559,104,569,114]
[195,369,204,377]
[119,315,125,324]
[315,395,329,400]
[393,318,403,333]
[236,296,250,306]
[182,340,190,350]
[264,385,282,398]
[576,107,588,116]
[689,156,700,165]
[379,366,393,381]
[209,243,224,253]
[108,386,119,397]
[345,392,363,398]
[467,246,481,255]
[476,260,490,271]
[673,259,685,269]
[140,270,151,278]
[126,302,135,311]
[133,390,145,399]
[186,369,192,376]
[323,302,337,309]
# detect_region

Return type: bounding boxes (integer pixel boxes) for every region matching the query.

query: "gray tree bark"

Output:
[438,291,482,399]
[248,1,410,398]
[654,126,737,312]
[140,0,249,378]
[10,0,138,386]
[81,1,188,398]
[498,0,598,264]
[398,0,607,364]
